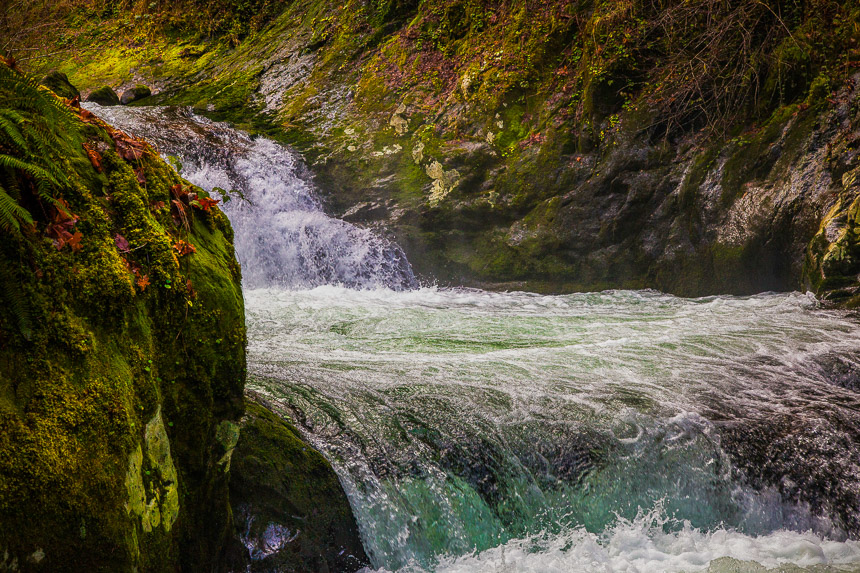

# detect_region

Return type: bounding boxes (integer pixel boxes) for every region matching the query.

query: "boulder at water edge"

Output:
[120,84,152,104]
[224,391,370,573]
[0,62,245,571]
[85,85,120,105]
[39,70,79,99]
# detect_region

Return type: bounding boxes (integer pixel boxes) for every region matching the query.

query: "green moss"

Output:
[0,68,245,571]
[40,71,79,99]
[86,85,120,106]
[719,103,810,205]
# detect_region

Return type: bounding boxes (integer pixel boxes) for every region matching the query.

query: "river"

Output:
[87,104,860,573]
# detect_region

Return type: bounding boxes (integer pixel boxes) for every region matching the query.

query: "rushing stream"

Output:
[89,104,860,572]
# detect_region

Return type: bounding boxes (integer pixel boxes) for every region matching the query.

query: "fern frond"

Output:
[0,181,32,233]
[0,110,28,152]
[0,61,78,232]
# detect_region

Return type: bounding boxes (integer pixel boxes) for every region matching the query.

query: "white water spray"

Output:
[84,104,416,289]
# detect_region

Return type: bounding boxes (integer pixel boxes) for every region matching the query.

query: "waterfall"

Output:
[87,104,860,573]
[84,104,417,290]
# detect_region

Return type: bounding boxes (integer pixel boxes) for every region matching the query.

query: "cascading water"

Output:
[89,104,860,573]
[84,104,416,290]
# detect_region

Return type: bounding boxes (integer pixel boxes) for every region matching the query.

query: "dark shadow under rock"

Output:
[223,392,369,573]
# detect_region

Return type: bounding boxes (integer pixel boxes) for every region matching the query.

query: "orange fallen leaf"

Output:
[83,143,102,172]
[173,239,196,257]
[195,196,220,211]
[66,231,83,252]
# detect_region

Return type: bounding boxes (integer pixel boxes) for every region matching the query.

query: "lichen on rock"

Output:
[426,160,461,206]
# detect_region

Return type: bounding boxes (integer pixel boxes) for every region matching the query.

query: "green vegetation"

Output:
[0,61,74,233]
[0,61,245,570]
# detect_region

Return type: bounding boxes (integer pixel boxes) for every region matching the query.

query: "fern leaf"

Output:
[0,258,32,341]
[0,181,32,233]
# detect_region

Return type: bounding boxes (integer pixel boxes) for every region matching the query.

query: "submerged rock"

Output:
[120,84,152,105]
[39,70,78,99]
[225,392,370,573]
[85,85,120,105]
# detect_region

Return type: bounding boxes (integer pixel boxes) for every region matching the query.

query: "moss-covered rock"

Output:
[0,64,245,571]
[224,392,369,573]
[120,84,152,105]
[86,85,120,106]
[39,70,79,99]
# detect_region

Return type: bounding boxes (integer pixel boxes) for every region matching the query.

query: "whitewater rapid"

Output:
[245,286,860,573]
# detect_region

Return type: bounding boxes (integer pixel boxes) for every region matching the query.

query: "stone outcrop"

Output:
[0,64,245,571]
[85,85,120,106]
[40,1,859,301]
[120,84,152,105]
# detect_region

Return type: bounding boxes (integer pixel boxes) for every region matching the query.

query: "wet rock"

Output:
[814,353,860,391]
[120,84,152,105]
[717,412,860,535]
[224,392,369,573]
[85,85,119,106]
[39,71,78,99]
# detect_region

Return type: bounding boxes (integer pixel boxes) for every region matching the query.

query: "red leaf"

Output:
[83,143,102,172]
[136,274,150,291]
[111,130,148,162]
[67,231,83,252]
[171,199,188,228]
[196,196,220,212]
[173,239,196,257]
[114,234,130,252]
[135,167,147,185]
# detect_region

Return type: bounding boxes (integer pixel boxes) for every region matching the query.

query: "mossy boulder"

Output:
[224,392,370,573]
[120,84,152,105]
[39,70,79,99]
[86,85,120,106]
[0,65,245,571]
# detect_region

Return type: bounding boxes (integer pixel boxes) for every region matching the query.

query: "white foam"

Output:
[380,505,860,573]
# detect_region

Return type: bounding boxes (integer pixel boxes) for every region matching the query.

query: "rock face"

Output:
[120,84,152,105]
[0,64,245,571]
[42,1,859,301]
[39,70,79,99]
[85,85,120,106]
[224,392,370,573]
